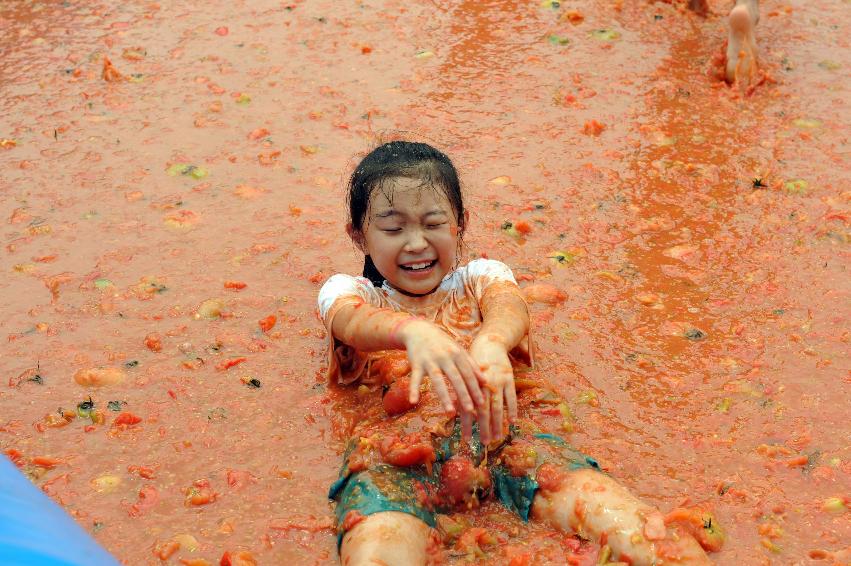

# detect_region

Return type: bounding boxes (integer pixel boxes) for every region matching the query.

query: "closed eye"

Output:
[426,222,447,229]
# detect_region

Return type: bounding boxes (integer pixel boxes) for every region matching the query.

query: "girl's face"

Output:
[353,176,462,295]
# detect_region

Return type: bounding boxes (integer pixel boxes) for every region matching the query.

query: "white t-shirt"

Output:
[317,258,531,384]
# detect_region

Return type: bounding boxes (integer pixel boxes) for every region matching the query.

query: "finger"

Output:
[491,387,504,441]
[426,365,454,412]
[409,364,424,404]
[478,389,491,445]
[506,378,518,422]
[442,364,474,413]
[460,410,472,442]
[455,353,484,406]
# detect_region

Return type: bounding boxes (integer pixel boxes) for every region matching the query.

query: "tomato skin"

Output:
[216,357,247,371]
[226,469,257,489]
[113,412,142,427]
[223,280,247,290]
[129,485,159,517]
[220,551,257,566]
[5,449,24,466]
[382,378,416,416]
[341,510,367,531]
[36,410,76,432]
[31,456,62,469]
[128,465,157,479]
[664,506,726,552]
[379,434,436,469]
[154,540,180,560]
[258,315,276,332]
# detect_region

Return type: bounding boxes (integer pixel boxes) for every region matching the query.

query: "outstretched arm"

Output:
[476,281,530,349]
[469,281,530,444]
[330,299,485,416]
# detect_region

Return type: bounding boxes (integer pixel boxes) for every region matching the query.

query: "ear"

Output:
[346,223,367,253]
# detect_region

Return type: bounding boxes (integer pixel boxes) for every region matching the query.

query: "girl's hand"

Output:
[400,320,485,425]
[469,335,517,445]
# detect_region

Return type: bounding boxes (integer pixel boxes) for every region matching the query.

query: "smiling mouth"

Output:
[400,260,437,272]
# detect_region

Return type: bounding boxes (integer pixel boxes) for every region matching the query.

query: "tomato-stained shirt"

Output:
[318,258,532,385]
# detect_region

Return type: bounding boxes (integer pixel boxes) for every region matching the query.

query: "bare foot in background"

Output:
[726,0,759,84]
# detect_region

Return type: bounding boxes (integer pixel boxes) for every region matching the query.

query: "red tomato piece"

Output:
[379,433,435,469]
[373,353,411,383]
[438,456,492,509]
[514,220,532,235]
[247,128,270,141]
[220,551,257,566]
[36,411,75,431]
[341,510,367,531]
[382,378,416,416]
[216,357,247,371]
[144,333,163,352]
[113,412,142,427]
[31,456,62,469]
[4,449,24,466]
[128,465,157,479]
[224,280,247,290]
[258,315,276,333]
[185,479,219,506]
[154,540,180,561]
[582,120,605,136]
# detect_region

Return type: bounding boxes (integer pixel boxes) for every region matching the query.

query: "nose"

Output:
[403,227,428,253]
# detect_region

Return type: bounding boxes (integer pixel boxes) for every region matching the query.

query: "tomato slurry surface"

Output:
[1,0,848,564]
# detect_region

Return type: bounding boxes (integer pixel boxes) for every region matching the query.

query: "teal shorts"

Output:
[328,421,599,541]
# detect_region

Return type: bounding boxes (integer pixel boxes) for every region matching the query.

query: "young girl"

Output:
[318,141,722,565]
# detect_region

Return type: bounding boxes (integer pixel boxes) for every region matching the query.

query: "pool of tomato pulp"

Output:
[1,0,848,564]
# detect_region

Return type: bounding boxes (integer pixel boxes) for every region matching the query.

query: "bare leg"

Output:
[726,0,759,84]
[531,469,712,565]
[340,511,433,566]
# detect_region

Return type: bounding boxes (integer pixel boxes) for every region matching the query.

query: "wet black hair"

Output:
[347,141,465,287]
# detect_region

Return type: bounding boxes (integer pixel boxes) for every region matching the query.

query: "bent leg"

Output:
[531,468,711,565]
[340,511,434,566]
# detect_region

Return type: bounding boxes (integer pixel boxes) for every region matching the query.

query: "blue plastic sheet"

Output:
[0,456,120,566]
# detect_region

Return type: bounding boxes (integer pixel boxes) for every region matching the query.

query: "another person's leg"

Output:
[531,467,713,565]
[340,511,434,566]
[726,0,760,84]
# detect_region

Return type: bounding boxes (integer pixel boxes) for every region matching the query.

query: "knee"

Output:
[340,512,433,566]
[535,463,607,497]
